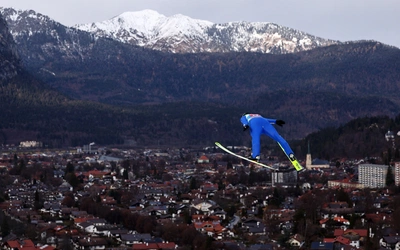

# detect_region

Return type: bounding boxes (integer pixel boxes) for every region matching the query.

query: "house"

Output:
[334,229,368,248]
[280,221,294,234]
[319,218,329,228]
[107,228,130,238]
[310,242,334,250]
[77,221,95,233]
[131,242,159,250]
[365,212,391,228]
[156,241,177,249]
[211,209,227,220]
[379,236,400,249]
[3,239,36,250]
[242,219,266,236]
[321,202,354,219]
[3,239,56,250]
[194,221,225,238]
[332,216,351,230]
[191,199,216,213]
[200,182,218,198]
[119,233,152,246]
[197,155,209,164]
[93,224,120,236]
[287,234,304,247]
[76,218,109,234]
[70,210,90,220]
[58,180,73,192]
[59,207,79,219]
[335,236,351,246]
[73,237,108,249]
[131,241,177,250]
[87,218,108,227]
[247,243,275,250]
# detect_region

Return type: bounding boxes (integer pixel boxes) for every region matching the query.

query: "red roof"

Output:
[6,239,36,250]
[333,216,350,224]
[334,229,368,237]
[194,221,225,234]
[156,242,176,249]
[132,243,159,249]
[336,236,351,245]
[323,238,335,243]
[199,155,209,160]
[319,218,329,224]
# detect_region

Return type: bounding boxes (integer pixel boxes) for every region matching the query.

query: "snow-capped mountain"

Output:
[0,7,340,54]
[75,9,340,54]
[0,7,97,66]
[76,10,213,51]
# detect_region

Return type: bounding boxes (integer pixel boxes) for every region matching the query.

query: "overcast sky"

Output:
[2,0,399,48]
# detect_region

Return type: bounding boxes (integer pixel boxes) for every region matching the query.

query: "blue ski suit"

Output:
[240,114,294,158]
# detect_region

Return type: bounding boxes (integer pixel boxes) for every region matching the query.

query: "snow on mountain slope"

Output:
[76,9,213,50]
[0,7,340,54]
[75,9,339,54]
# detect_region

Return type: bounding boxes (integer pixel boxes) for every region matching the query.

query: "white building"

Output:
[394,162,400,186]
[19,141,42,148]
[358,164,388,188]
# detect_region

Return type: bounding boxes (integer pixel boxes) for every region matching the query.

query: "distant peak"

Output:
[114,9,166,19]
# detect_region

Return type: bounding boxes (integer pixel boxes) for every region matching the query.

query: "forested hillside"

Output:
[293,115,400,160]
[1,12,400,156]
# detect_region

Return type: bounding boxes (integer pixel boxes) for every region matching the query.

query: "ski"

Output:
[277,142,304,171]
[214,142,276,170]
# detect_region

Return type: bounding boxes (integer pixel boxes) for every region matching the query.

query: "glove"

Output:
[243,125,249,131]
[276,120,285,127]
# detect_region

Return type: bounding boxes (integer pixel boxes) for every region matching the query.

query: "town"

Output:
[0,141,399,250]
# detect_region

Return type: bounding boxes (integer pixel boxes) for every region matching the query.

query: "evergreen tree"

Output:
[227,205,236,217]
[336,188,353,207]
[190,177,197,190]
[65,162,75,174]
[13,154,18,166]
[34,189,43,210]
[1,216,10,237]
[182,209,191,224]
[395,148,400,160]
[386,165,395,187]
[123,169,129,180]
[65,173,80,189]
[270,188,284,207]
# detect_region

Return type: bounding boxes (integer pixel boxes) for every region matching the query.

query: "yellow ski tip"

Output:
[292,160,304,172]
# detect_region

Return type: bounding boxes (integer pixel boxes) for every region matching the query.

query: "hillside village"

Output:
[0,143,399,250]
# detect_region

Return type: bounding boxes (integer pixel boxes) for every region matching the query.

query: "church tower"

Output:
[306,141,312,169]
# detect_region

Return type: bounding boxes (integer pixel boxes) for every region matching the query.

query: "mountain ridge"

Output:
[74,9,340,54]
[0,8,400,151]
[1,7,342,55]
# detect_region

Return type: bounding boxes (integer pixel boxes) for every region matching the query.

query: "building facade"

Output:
[19,141,43,148]
[394,162,400,186]
[272,168,297,186]
[358,164,388,188]
[328,179,364,189]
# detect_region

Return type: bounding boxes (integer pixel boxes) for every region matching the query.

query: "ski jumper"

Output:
[240,114,294,158]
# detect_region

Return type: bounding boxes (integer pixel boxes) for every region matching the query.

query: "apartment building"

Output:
[394,162,400,186]
[358,164,388,188]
